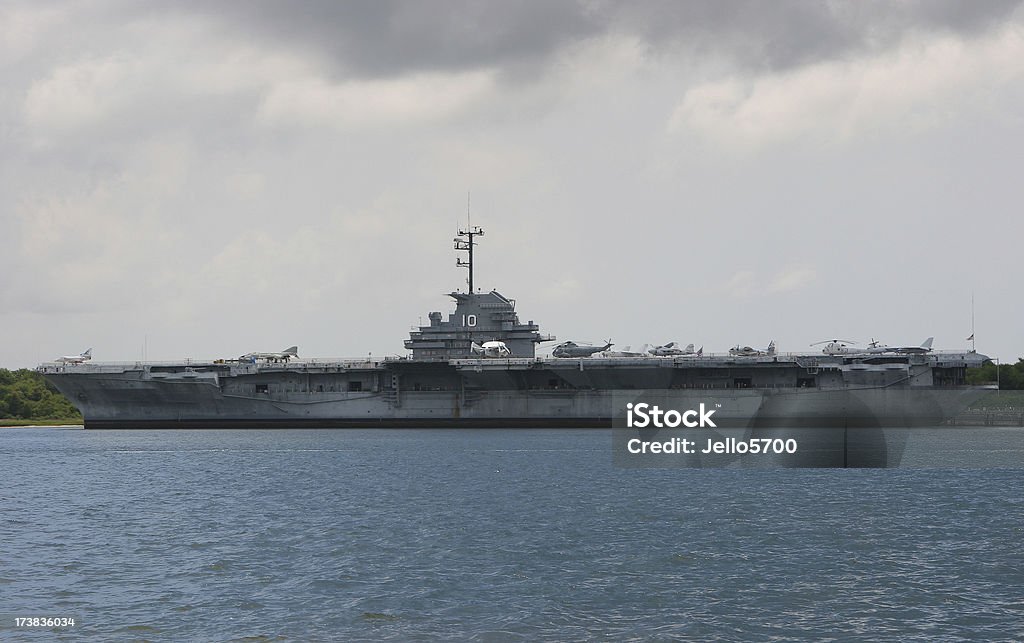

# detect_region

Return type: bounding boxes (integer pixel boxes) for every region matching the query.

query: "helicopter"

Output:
[810,339,861,355]
[551,340,613,358]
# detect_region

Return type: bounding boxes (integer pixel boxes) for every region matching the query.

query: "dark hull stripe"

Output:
[83,415,942,429]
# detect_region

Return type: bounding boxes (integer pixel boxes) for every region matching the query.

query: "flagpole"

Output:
[970,292,976,353]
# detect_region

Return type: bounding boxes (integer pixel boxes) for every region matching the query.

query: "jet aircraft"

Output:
[56,348,92,364]
[859,337,934,355]
[552,340,613,358]
[240,346,299,363]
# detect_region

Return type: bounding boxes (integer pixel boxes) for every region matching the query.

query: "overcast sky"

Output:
[2,1,1023,368]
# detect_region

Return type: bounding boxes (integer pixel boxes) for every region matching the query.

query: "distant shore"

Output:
[0,419,82,427]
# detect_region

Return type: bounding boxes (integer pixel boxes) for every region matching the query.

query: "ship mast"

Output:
[454,218,484,293]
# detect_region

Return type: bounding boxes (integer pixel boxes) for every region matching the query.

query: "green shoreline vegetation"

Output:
[0,368,82,426]
[966,358,1024,388]
[966,359,1024,409]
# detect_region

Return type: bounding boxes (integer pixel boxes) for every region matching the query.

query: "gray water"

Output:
[2,427,1023,641]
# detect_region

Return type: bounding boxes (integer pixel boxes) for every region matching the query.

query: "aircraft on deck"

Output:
[810,339,861,355]
[240,346,299,363]
[471,340,512,358]
[648,342,702,357]
[601,345,648,358]
[552,340,613,358]
[56,348,92,364]
[860,337,934,355]
[729,341,776,357]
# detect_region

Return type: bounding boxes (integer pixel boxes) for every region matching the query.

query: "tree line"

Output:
[965,358,1024,389]
[0,369,82,421]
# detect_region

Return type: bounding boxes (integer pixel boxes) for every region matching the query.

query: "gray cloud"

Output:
[3,0,1024,367]
[154,0,603,80]
[149,0,1023,79]
[608,0,1023,72]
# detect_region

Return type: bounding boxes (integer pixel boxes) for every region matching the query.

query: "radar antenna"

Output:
[454,199,484,293]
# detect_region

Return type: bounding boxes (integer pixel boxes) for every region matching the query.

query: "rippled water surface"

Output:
[2,427,1024,641]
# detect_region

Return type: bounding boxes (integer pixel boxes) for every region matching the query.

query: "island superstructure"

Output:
[39,225,991,431]
[404,225,553,360]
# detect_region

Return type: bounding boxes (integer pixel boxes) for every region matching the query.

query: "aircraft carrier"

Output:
[39,226,991,436]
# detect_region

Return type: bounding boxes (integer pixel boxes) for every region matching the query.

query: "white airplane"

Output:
[240,346,299,363]
[471,340,512,357]
[601,344,648,358]
[859,337,934,355]
[729,340,776,357]
[648,342,701,357]
[56,348,92,364]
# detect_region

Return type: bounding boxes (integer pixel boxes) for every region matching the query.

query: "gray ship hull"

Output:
[42,363,987,430]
